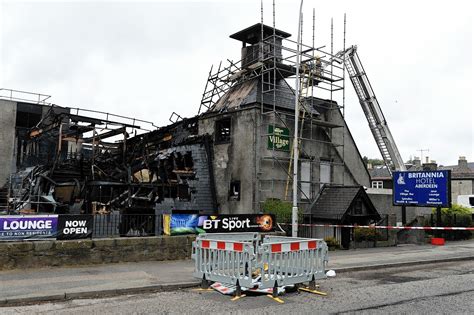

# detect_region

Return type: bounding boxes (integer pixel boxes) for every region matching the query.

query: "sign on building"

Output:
[201,214,275,233]
[0,215,58,240]
[393,170,451,207]
[268,125,290,152]
[0,215,93,241]
[165,213,276,235]
[57,215,93,240]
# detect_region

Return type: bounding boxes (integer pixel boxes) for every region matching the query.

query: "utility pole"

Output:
[292,0,303,237]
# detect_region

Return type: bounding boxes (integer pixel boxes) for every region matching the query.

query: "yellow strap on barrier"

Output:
[298,287,327,296]
[266,294,285,304]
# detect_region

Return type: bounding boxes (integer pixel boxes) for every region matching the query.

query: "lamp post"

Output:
[292,0,303,237]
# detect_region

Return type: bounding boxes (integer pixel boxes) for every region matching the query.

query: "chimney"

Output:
[367,162,373,170]
[230,23,291,69]
[423,162,438,171]
[425,156,429,163]
[413,157,421,169]
[458,156,468,170]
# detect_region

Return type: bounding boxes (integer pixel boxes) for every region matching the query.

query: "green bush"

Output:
[432,204,472,216]
[324,236,340,249]
[430,205,473,240]
[354,227,383,242]
[262,198,302,223]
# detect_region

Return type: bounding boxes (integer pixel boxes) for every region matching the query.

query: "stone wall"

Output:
[0,235,195,270]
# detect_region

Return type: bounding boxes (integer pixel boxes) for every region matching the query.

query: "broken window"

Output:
[215,118,231,143]
[229,180,241,201]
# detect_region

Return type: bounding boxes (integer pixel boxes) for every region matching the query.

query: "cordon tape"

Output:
[279,223,474,231]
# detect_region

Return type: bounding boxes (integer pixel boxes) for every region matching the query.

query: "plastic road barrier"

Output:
[192,233,328,292]
[259,236,328,289]
[192,233,257,289]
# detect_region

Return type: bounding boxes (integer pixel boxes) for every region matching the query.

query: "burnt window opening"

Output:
[175,152,185,170]
[16,103,43,129]
[215,118,231,143]
[183,151,194,170]
[186,120,198,135]
[229,180,241,201]
[177,183,191,201]
[16,111,42,128]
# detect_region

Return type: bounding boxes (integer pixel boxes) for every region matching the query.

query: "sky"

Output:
[0,0,472,166]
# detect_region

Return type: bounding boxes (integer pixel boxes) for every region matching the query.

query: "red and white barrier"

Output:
[200,240,244,252]
[279,223,474,231]
[270,240,318,253]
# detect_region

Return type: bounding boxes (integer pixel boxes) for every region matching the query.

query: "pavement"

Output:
[1,240,474,306]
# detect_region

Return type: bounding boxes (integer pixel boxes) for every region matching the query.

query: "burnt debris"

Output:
[6,107,217,219]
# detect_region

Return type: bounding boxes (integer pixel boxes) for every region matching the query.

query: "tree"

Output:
[363,156,385,167]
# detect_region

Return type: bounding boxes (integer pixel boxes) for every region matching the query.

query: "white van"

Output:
[457,195,474,212]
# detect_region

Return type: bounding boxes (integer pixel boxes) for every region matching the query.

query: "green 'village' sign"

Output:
[268,125,290,152]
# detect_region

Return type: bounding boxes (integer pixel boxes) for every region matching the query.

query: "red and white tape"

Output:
[200,240,244,252]
[280,223,474,231]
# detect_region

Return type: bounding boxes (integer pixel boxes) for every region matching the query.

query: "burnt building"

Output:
[1,23,372,224]
[0,91,216,220]
[195,23,370,214]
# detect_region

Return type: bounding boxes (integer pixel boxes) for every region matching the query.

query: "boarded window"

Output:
[300,161,311,200]
[319,160,331,188]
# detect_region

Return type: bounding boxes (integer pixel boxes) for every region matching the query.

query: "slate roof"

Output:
[369,162,474,180]
[438,162,474,179]
[369,167,391,179]
[309,185,379,221]
[212,78,322,115]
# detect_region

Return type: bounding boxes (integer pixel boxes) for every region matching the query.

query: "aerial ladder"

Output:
[337,46,406,173]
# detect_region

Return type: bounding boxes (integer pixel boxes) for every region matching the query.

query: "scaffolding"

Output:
[198,2,348,212]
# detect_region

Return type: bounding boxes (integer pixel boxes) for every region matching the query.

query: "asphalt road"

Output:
[3,260,473,314]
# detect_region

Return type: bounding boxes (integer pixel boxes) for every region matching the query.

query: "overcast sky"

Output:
[0,0,472,166]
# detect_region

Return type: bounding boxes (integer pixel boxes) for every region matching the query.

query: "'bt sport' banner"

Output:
[0,215,93,241]
[164,214,276,235]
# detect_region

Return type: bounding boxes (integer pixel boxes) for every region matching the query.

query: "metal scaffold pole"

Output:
[292,0,303,238]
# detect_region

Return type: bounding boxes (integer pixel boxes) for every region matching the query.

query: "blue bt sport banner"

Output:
[0,215,93,241]
[164,214,276,235]
[392,170,451,207]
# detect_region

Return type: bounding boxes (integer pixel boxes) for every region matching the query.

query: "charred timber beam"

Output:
[82,127,127,143]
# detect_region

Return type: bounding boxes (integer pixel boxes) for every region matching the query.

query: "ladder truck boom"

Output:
[337,46,406,173]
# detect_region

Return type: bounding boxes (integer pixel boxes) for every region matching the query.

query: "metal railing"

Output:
[92,213,157,238]
[0,88,51,104]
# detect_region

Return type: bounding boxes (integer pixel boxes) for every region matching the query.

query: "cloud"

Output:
[0,0,472,165]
